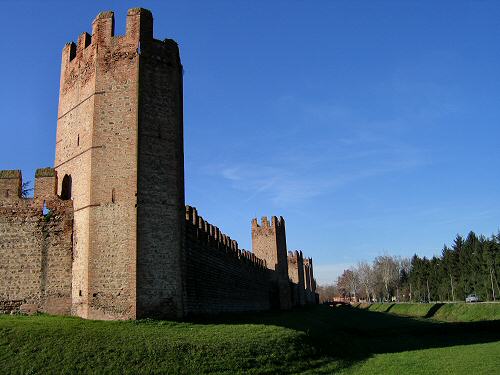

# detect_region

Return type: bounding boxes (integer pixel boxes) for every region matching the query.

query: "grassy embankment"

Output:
[1,303,499,374]
[354,301,500,321]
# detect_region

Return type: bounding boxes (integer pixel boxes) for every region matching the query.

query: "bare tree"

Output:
[356,261,373,302]
[337,269,359,302]
[374,255,398,301]
[348,269,360,301]
[316,283,338,303]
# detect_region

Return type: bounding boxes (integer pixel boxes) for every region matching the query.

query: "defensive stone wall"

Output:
[184,206,276,314]
[0,169,73,315]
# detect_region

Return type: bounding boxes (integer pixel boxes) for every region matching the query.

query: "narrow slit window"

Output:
[111,188,116,203]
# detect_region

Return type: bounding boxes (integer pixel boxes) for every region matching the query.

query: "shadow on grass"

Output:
[425,302,445,318]
[186,304,500,373]
[384,303,396,312]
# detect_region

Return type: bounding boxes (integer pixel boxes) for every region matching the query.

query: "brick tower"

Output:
[55,9,185,319]
[251,216,291,309]
[287,250,305,306]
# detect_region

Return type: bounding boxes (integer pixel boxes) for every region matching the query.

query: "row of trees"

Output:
[319,231,500,303]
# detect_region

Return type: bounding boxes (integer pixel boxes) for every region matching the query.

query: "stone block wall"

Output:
[0,169,73,315]
[136,20,185,319]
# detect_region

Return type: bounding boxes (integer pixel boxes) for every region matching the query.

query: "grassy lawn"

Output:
[337,341,500,375]
[1,304,499,374]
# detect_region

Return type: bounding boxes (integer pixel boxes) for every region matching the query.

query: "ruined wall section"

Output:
[136,9,185,318]
[184,206,274,314]
[0,169,73,315]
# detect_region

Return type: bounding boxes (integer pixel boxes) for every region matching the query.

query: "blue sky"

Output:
[1,1,499,284]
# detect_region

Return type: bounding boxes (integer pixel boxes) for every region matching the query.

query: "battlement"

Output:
[185,206,266,269]
[251,215,285,230]
[0,170,21,200]
[61,8,171,66]
[252,214,288,273]
[287,250,304,262]
[0,168,62,204]
[91,8,153,44]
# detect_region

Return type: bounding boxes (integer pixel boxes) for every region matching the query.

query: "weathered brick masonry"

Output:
[0,8,317,319]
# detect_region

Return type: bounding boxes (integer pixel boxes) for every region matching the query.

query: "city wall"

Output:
[0,169,73,314]
[0,9,318,319]
[184,206,276,314]
[0,170,317,316]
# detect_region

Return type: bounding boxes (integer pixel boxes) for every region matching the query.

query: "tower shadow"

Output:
[424,303,445,318]
[186,304,500,372]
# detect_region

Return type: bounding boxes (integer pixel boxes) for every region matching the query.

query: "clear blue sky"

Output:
[2,1,499,284]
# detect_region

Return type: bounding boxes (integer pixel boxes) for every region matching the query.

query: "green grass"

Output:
[0,315,312,374]
[1,304,499,374]
[359,302,500,321]
[433,303,500,322]
[337,341,500,375]
[385,303,436,317]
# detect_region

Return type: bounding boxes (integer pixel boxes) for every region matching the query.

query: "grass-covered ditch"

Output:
[1,304,499,374]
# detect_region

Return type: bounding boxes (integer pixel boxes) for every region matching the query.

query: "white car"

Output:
[465,294,480,303]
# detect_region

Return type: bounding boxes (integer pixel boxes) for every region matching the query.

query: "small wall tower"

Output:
[287,250,305,305]
[303,257,316,303]
[55,9,185,319]
[251,216,291,309]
